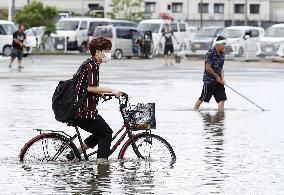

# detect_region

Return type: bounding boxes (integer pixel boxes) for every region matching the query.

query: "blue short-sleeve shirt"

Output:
[203,48,225,83]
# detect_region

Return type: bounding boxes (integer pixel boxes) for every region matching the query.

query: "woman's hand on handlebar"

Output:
[112,90,123,98]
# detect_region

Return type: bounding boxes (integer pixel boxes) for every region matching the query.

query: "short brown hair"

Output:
[89,37,112,55]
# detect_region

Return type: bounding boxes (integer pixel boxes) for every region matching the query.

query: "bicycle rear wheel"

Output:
[19,133,81,163]
[119,133,176,164]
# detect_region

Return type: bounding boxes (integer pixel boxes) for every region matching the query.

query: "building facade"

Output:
[140,0,275,28]
[0,0,283,28]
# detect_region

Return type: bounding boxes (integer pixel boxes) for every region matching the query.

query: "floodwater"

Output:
[0,56,284,194]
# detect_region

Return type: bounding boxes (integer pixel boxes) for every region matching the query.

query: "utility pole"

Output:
[244,0,248,25]
[186,0,189,22]
[200,0,203,28]
[8,0,12,21]
[269,0,272,23]
[81,0,84,16]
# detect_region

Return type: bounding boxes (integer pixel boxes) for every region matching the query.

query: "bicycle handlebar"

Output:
[100,92,129,108]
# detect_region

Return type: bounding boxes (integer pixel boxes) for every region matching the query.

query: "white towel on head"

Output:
[214,39,226,45]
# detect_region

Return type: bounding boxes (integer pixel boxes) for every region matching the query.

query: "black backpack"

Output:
[52,59,93,126]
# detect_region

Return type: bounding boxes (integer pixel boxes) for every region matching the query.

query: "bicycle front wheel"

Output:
[19,133,81,163]
[119,133,176,164]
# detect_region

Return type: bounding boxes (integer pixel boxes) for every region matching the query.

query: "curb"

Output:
[0,56,10,63]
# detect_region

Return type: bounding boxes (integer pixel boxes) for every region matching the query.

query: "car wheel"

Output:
[237,47,244,57]
[114,49,122,59]
[79,42,88,53]
[3,45,12,56]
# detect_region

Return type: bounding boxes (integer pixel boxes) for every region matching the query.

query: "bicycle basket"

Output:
[126,103,156,130]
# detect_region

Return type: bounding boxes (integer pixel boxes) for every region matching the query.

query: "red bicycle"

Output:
[19,93,176,164]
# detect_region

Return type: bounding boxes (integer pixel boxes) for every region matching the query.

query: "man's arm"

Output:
[205,63,224,85]
[87,86,122,97]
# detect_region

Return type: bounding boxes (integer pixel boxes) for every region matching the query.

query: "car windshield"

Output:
[56,21,79,30]
[25,27,45,36]
[264,27,284,37]
[0,24,16,35]
[220,29,244,38]
[137,23,161,33]
[195,28,218,37]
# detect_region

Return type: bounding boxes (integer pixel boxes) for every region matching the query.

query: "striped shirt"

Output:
[74,57,99,119]
[203,48,225,83]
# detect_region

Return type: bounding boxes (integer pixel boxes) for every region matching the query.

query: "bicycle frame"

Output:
[85,123,148,160]
[41,122,148,161]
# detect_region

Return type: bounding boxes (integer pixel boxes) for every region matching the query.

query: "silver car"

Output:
[189,26,224,56]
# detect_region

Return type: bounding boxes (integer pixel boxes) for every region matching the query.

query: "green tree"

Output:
[14,1,58,48]
[0,9,8,20]
[108,0,144,21]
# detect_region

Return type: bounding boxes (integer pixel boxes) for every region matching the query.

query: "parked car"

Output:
[54,17,114,52]
[221,26,264,57]
[0,20,16,56]
[87,19,137,44]
[25,26,45,52]
[54,17,137,52]
[94,25,153,59]
[257,23,284,57]
[189,26,224,56]
[137,19,190,55]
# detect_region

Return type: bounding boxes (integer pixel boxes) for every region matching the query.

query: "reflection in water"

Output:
[20,161,158,194]
[119,161,155,194]
[20,163,113,194]
[85,163,112,194]
[200,111,226,193]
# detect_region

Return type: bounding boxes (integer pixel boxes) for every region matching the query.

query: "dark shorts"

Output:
[199,82,227,103]
[11,48,23,60]
[75,114,112,158]
[164,44,174,55]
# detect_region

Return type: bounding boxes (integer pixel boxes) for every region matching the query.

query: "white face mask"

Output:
[102,52,111,63]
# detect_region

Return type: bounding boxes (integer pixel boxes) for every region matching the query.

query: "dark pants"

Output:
[199,82,227,103]
[164,44,174,55]
[11,48,23,61]
[75,115,112,159]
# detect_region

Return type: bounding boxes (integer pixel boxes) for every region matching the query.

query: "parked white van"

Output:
[0,20,16,56]
[257,23,284,57]
[54,17,114,52]
[221,26,264,57]
[137,19,190,54]
[54,18,138,52]
[94,25,151,59]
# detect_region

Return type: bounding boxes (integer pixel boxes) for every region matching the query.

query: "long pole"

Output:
[225,84,265,111]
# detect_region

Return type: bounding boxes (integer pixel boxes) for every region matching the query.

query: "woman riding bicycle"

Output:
[67,37,123,162]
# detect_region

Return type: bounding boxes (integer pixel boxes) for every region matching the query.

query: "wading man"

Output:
[9,24,26,69]
[194,35,227,112]
[162,24,179,66]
